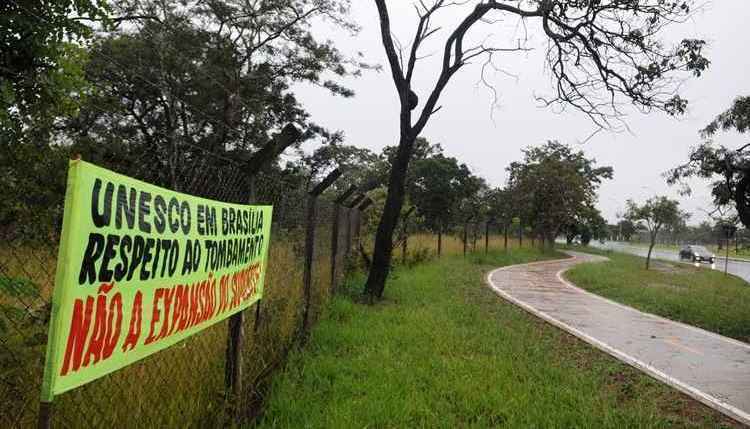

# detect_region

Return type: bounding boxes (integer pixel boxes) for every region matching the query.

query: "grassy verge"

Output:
[255,249,738,428]
[565,249,750,343]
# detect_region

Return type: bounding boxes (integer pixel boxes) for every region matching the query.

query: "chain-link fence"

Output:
[0,139,367,427]
[0,132,541,427]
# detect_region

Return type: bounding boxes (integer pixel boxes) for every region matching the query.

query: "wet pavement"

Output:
[592,241,750,284]
[487,252,750,426]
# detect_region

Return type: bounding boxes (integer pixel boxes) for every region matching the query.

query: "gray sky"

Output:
[295,1,750,225]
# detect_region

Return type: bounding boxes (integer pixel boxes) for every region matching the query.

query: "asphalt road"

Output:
[591,241,750,283]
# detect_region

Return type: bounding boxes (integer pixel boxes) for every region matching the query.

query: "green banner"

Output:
[41,160,272,401]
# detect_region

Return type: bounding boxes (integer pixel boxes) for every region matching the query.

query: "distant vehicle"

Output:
[678,245,716,264]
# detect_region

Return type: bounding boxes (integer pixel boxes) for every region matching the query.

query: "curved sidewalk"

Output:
[486,251,750,426]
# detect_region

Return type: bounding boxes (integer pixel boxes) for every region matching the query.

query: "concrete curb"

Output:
[485,255,750,427]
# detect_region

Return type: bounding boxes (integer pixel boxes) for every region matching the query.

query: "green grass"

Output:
[255,248,737,428]
[565,250,750,343]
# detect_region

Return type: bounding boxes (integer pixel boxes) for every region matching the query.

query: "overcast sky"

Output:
[295,1,749,225]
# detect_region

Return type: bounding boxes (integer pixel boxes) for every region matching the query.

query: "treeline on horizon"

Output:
[4,0,746,249]
[1,0,615,248]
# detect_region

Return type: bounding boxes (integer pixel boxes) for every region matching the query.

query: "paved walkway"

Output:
[486,251,750,426]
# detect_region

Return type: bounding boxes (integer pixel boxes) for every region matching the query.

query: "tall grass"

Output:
[0,229,337,427]
[0,229,531,426]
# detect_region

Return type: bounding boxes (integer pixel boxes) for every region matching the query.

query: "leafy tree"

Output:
[487,187,516,250]
[365,0,708,299]
[617,219,637,241]
[563,206,607,246]
[0,0,113,240]
[62,0,365,187]
[407,153,475,238]
[508,141,612,250]
[1,0,110,138]
[456,175,489,251]
[624,197,689,269]
[302,142,380,192]
[668,96,750,226]
[692,221,717,244]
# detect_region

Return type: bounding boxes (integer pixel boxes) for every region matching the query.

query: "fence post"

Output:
[302,169,342,338]
[253,300,262,333]
[352,208,361,248]
[37,401,52,429]
[344,207,352,258]
[331,185,357,293]
[342,194,365,268]
[301,193,317,337]
[400,207,415,265]
[354,197,372,247]
[225,311,244,422]
[224,126,302,423]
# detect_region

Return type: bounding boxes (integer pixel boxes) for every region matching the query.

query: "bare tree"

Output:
[365,0,709,299]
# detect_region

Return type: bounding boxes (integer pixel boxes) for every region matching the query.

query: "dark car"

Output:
[678,245,716,264]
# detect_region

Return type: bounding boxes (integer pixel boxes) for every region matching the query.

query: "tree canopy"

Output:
[669,96,750,226]
[1,0,366,238]
[1,0,108,140]
[624,196,689,269]
[507,141,613,247]
[407,151,477,232]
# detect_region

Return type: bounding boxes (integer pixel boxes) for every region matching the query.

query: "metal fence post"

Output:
[400,207,415,265]
[37,401,52,429]
[354,209,362,246]
[344,207,352,258]
[331,185,357,293]
[229,125,302,414]
[302,193,317,337]
[253,300,262,333]
[302,169,341,338]
[225,311,244,422]
[356,199,373,268]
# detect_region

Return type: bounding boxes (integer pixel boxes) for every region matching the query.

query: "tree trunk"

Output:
[463,222,468,257]
[364,135,414,299]
[646,234,656,270]
[472,223,478,252]
[437,224,443,257]
[545,232,556,252]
